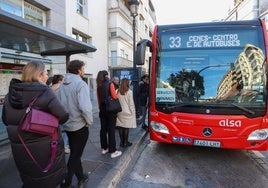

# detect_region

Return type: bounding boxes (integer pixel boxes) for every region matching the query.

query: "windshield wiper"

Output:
[162,102,255,115]
[231,103,255,115]
[162,103,198,110]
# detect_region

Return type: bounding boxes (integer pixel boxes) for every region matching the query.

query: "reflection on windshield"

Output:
[156,44,266,105]
[217,44,264,103]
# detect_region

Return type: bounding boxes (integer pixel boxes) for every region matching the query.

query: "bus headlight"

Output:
[150,121,170,134]
[247,129,268,141]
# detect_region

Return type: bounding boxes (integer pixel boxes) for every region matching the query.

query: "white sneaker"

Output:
[111,150,122,158]
[101,149,108,155]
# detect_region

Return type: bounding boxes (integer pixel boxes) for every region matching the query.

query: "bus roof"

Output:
[157,20,262,33]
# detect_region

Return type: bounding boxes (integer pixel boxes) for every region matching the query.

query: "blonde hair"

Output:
[119,78,130,95]
[21,61,45,82]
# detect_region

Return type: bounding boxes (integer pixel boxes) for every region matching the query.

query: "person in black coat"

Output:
[96,70,122,158]
[2,61,69,188]
[138,74,149,130]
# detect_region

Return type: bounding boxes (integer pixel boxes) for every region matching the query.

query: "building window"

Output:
[111,31,117,37]
[24,2,45,26]
[77,0,85,15]
[145,25,148,35]
[111,51,117,66]
[120,49,124,57]
[0,0,46,26]
[72,29,92,44]
[0,0,22,17]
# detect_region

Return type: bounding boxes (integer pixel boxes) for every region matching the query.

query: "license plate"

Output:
[193,139,221,148]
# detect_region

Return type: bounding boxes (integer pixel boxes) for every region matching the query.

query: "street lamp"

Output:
[128,0,139,117]
[129,0,139,17]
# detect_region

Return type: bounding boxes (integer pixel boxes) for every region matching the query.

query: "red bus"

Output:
[136,19,268,150]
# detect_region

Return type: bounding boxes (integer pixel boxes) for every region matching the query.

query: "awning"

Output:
[0,52,52,63]
[0,11,97,56]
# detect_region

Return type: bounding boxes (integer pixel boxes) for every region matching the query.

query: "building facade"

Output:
[0,0,107,98]
[108,0,156,78]
[226,0,268,26]
[0,0,156,93]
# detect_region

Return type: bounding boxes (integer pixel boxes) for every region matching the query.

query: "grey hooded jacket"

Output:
[59,73,93,131]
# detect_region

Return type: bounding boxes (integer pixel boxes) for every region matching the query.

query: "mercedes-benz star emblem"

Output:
[203,127,212,137]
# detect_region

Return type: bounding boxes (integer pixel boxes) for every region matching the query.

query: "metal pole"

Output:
[66,54,70,73]
[132,15,138,116]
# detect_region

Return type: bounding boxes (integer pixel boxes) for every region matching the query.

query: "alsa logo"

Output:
[219,119,241,127]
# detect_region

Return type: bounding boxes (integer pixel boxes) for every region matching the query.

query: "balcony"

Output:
[109,56,132,67]
[109,27,132,43]
[108,0,131,20]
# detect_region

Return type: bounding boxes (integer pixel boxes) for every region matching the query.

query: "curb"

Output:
[98,129,148,188]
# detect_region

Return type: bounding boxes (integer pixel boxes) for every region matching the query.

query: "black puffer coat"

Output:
[2,78,69,188]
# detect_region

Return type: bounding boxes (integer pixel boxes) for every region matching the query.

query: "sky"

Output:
[153,0,234,25]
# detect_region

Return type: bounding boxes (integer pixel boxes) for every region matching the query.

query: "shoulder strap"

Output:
[104,81,109,95]
[106,82,113,96]
[108,82,111,96]
[19,97,38,126]
[17,96,57,173]
[29,97,38,107]
[28,97,37,112]
[17,131,58,173]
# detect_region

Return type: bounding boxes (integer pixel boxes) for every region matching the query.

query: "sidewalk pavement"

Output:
[0,100,148,188]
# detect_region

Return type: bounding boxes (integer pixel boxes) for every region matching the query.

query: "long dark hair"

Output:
[96,70,108,88]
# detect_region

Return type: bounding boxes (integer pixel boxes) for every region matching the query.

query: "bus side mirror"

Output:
[136,39,152,65]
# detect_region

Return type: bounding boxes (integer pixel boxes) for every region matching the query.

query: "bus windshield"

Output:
[155,26,266,116]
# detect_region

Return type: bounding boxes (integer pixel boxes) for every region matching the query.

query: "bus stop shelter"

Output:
[0,10,97,144]
[0,11,97,66]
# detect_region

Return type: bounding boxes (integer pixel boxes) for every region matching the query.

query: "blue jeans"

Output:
[140,106,147,125]
[60,125,69,147]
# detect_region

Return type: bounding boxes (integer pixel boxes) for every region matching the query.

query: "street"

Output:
[118,135,268,188]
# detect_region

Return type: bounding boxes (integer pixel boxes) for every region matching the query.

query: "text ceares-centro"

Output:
[188,34,239,42]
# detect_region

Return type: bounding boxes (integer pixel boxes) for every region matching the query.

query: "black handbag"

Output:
[106,83,122,113]
[106,95,122,113]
